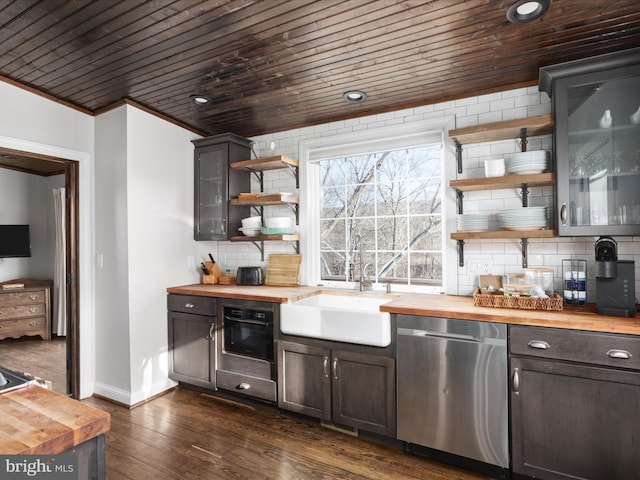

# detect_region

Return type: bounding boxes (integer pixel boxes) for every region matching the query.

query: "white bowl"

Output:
[484,158,505,177]
[239,227,261,237]
[265,216,294,229]
[241,216,262,228]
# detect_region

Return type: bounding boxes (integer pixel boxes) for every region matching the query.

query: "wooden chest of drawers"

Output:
[0,281,51,341]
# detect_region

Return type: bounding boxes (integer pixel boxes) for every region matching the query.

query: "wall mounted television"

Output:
[0,225,31,258]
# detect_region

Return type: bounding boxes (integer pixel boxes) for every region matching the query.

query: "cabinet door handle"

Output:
[323,356,329,377]
[512,368,520,395]
[221,219,226,235]
[205,323,215,340]
[528,340,550,350]
[607,349,632,360]
[184,302,194,309]
[560,202,567,225]
[332,358,338,380]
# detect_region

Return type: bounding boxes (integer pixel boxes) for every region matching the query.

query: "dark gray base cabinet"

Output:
[167,294,217,390]
[276,340,396,437]
[510,326,640,480]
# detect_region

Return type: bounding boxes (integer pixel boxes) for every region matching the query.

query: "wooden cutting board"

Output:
[265,254,301,286]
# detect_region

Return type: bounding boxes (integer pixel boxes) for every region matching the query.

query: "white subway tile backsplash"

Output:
[478,110,503,124]
[240,84,639,296]
[490,97,515,112]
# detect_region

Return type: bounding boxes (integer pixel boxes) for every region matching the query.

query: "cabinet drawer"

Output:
[0,317,47,339]
[167,294,217,316]
[0,304,46,320]
[510,325,640,371]
[0,290,46,306]
[216,369,276,402]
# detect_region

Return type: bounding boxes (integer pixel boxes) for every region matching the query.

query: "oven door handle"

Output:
[224,316,272,326]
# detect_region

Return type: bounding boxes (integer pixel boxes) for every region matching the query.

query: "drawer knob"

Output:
[184,303,195,309]
[607,349,632,360]
[29,307,39,313]
[528,340,550,350]
[29,294,37,301]
[236,383,250,390]
[29,320,40,327]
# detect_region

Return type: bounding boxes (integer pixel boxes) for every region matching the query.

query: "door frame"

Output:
[0,145,82,398]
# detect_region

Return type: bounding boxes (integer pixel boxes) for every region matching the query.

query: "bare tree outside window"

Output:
[319,145,442,286]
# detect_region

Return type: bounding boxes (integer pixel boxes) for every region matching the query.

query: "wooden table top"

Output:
[167,284,640,335]
[0,385,110,454]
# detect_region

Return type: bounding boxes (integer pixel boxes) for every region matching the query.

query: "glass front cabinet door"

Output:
[192,134,252,241]
[540,49,640,236]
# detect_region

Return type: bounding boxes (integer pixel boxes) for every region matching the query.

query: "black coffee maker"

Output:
[595,236,636,317]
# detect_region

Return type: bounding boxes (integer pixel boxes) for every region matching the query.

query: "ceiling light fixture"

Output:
[190,94,212,106]
[506,0,549,24]
[342,90,367,103]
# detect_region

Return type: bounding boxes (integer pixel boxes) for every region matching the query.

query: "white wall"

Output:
[0,170,64,280]
[93,104,202,404]
[0,80,95,399]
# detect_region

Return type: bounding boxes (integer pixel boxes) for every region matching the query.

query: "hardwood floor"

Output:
[0,336,490,479]
[84,389,490,480]
[0,335,66,394]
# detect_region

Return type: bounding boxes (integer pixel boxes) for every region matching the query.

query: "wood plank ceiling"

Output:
[1,0,640,175]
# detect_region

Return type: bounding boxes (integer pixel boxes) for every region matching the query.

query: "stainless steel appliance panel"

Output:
[397,315,508,468]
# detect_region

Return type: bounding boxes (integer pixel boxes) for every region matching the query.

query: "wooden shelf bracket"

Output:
[520,127,528,152]
[521,238,529,268]
[457,239,465,267]
[455,140,463,174]
[520,183,529,207]
[455,190,464,214]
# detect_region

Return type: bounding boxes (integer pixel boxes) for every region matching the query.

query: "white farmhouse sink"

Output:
[280,293,392,347]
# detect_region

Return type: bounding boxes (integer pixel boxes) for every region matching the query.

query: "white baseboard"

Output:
[93,378,176,406]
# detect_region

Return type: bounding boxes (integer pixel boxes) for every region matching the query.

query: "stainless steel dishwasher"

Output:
[397,315,509,477]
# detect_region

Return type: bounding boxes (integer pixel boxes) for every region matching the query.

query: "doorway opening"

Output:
[0,147,80,398]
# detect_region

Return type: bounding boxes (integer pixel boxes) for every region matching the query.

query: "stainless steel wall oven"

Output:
[217,299,278,403]
[223,305,274,361]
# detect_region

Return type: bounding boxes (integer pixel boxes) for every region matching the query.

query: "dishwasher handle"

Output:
[397,327,505,346]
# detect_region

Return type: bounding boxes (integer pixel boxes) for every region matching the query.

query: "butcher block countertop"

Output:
[167,284,323,303]
[380,293,640,336]
[0,385,110,454]
[167,284,640,336]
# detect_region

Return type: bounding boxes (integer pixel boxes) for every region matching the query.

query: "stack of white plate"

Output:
[499,207,547,230]
[505,151,550,175]
[457,213,489,232]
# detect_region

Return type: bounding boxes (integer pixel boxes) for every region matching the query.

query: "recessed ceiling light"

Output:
[506,0,549,24]
[342,90,367,103]
[190,94,212,106]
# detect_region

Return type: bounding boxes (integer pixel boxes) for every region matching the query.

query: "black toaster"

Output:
[236,266,263,285]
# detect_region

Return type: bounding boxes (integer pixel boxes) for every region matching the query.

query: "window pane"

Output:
[377,216,408,249]
[318,142,443,288]
[320,251,348,278]
[410,216,442,250]
[410,252,443,282]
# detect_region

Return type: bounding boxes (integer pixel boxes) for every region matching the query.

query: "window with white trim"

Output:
[302,123,446,292]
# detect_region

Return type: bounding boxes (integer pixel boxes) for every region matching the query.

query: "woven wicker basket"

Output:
[473,289,563,311]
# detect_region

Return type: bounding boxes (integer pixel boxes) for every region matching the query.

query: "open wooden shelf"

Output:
[230,155,298,171]
[449,114,553,144]
[451,229,556,240]
[450,173,555,192]
[230,194,299,206]
[231,233,300,242]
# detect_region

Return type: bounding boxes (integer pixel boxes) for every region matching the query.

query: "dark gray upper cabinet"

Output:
[540,48,640,236]
[192,133,251,240]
